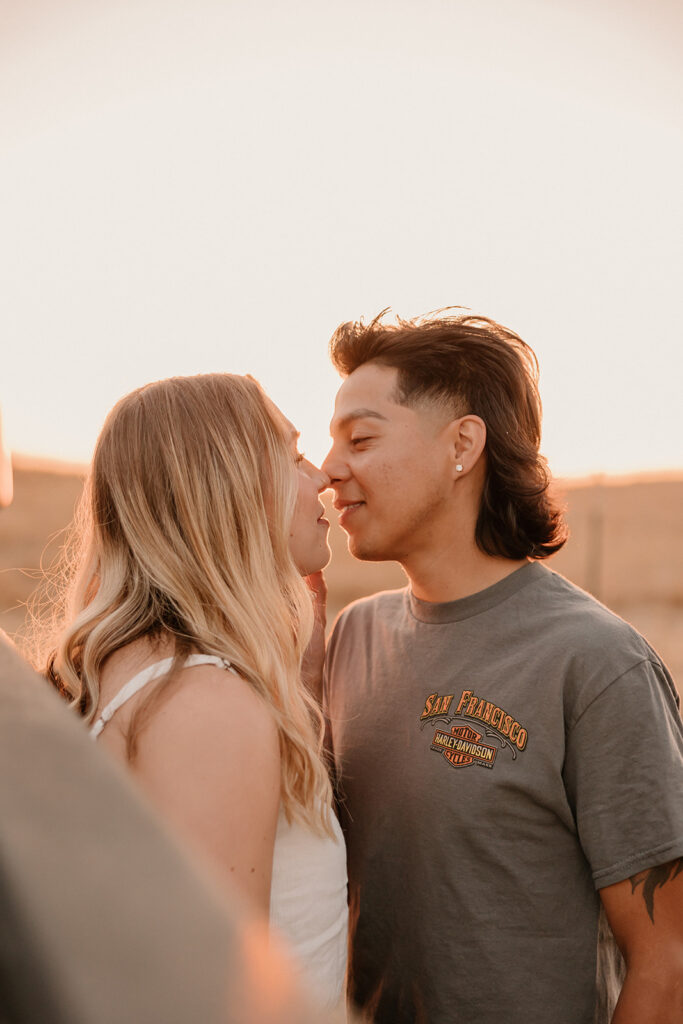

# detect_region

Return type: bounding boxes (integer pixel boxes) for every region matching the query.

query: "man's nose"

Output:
[321,446,348,484]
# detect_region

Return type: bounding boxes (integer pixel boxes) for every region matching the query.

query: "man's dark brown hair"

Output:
[328,308,567,560]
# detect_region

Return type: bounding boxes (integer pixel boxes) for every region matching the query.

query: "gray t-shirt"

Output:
[324,562,683,1024]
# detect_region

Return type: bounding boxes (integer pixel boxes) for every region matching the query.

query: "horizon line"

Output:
[10,451,683,487]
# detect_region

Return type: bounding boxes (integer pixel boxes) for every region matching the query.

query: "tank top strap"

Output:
[90,654,233,739]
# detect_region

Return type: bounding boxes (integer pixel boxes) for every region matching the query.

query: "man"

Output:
[321,311,683,1024]
[0,409,332,1024]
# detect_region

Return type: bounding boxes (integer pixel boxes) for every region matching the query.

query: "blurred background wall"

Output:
[2,460,681,686]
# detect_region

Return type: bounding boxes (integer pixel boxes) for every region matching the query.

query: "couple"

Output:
[46,309,683,1023]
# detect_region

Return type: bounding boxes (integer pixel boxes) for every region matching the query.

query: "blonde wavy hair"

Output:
[43,373,332,834]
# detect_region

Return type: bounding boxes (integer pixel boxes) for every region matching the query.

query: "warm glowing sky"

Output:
[1,0,681,476]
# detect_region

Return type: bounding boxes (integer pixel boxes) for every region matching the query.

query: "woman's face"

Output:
[290,447,332,575]
[266,399,331,575]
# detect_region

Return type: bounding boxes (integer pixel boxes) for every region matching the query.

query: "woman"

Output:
[43,373,347,1009]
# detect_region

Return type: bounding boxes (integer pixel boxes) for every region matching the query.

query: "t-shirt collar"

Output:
[407,561,546,624]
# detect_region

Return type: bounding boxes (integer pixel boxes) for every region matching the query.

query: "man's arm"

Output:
[600,857,683,1022]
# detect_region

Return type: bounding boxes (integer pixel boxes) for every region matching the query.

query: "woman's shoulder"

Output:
[158,658,278,738]
[99,642,279,759]
[132,657,281,794]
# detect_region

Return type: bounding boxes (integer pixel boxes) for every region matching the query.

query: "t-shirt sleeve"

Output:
[322,610,349,762]
[322,612,352,807]
[321,645,333,759]
[321,614,340,724]
[322,605,354,722]
[563,658,683,890]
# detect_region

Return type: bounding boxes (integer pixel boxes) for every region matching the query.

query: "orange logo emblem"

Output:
[431,724,497,769]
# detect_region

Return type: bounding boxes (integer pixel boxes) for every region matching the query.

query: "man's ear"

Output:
[446,414,486,478]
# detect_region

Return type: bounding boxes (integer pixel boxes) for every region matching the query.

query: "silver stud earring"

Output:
[456,463,463,473]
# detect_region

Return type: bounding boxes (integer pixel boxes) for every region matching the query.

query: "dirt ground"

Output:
[1,460,681,685]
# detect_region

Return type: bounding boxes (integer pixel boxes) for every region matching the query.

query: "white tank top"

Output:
[91,655,348,1009]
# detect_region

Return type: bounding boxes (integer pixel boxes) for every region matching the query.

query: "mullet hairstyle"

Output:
[42,373,332,835]
[329,309,567,559]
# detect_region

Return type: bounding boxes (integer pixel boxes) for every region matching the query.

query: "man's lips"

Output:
[333,499,365,527]
[333,499,364,512]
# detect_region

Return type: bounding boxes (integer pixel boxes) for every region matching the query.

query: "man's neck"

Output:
[402,535,528,604]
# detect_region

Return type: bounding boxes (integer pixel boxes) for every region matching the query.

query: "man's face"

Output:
[322,363,456,563]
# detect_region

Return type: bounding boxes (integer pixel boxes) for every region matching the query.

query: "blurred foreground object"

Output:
[0,639,337,1024]
[0,410,12,508]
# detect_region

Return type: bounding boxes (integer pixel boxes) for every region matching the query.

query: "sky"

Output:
[1,0,682,476]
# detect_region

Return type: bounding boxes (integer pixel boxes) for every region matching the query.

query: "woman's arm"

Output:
[130,664,281,916]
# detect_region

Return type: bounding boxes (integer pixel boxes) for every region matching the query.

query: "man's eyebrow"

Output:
[331,408,389,432]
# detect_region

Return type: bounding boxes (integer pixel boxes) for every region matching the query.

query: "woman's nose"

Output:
[316,466,331,492]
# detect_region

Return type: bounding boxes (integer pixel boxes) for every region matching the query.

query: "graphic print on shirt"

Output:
[419,689,528,769]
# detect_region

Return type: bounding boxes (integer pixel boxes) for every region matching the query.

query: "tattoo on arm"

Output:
[629,858,683,923]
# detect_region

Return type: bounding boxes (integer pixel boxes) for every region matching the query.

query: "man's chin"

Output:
[346,533,392,563]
